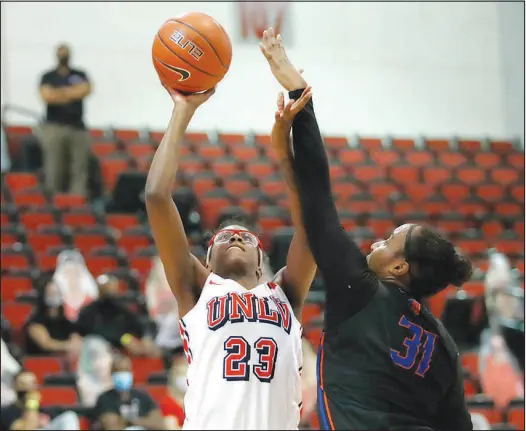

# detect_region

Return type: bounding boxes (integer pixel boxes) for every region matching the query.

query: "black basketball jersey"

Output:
[317,282,471,430]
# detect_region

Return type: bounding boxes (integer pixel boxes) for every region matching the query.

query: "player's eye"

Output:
[240,232,258,247]
[214,231,233,244]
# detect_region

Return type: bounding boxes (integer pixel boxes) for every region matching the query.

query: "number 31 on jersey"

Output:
[223,336,278,383]
[390,315,437,377]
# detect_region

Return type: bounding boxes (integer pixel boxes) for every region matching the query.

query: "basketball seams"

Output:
[156,32,218,78]
[167,19,229,70]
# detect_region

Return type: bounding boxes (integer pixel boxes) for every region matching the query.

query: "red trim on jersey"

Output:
[319,332,336,429]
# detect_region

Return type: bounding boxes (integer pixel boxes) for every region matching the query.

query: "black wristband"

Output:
[288,89,306,100]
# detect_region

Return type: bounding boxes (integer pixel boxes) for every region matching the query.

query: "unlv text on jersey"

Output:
[207,292,292,334]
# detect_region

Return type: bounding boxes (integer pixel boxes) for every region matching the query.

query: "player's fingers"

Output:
[170,89,187,100]
[284,99,295,113]
[276,34,283,45]
[294,94,312,111]
[163,84,176,94]
[277,92,285,110]
[303,86,312,95]
[291,88,312,111]
[259,43,272,60]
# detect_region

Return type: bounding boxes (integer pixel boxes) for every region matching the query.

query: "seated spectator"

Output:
[159,353,188,429]
[53,250,98,322]
[93,354,164,430]
[1,339,21,407]
[76,336,113,408]
[0,369,80,430]
[77,274,159,357]
[23,274,82,357]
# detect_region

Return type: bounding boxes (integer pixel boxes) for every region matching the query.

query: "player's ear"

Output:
[389,259,409,277]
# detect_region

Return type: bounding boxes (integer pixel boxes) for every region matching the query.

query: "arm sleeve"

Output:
[289,89,378,327]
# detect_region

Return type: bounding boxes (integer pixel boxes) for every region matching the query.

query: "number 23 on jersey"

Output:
[390,315,437,377]
[223,336,278,383]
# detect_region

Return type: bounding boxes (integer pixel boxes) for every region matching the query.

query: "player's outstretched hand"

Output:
[164,86,216,111]
[275,87,313,129]
[260,27,307,91]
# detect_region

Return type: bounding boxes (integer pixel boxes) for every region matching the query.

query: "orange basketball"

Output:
[152,12,232,94]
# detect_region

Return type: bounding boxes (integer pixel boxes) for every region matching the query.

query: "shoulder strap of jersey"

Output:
[266,280,291,305]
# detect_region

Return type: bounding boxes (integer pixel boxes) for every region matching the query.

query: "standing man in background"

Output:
[38,43,92,196]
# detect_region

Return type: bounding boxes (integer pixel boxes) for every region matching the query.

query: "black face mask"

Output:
[58,55,70,67]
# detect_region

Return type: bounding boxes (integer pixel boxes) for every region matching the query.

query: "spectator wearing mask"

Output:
[93,354,164,430]
[0,370,80,430]
[23,275,82,356]
[38,43,92,195]
[76,274,159,357]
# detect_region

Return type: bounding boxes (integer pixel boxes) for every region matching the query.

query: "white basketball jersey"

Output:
[179,273,303,430]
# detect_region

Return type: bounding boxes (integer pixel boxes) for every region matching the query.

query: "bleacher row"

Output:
[1,126,525,429]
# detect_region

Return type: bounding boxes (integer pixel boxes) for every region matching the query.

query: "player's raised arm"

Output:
[145,88,213,317]
[261,29,317,314]
[269,90,317,313]
[289,90,378,322]
[260,28,378,328]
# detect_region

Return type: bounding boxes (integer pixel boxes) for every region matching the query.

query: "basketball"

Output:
[152,12,232,94]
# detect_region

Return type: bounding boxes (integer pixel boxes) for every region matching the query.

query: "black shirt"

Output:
[288,89,473,431]
[24,310,77,355]
[93,388,157,426]
[76,298,147,348]
[0,403,21,431]
[40,68,89,129]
